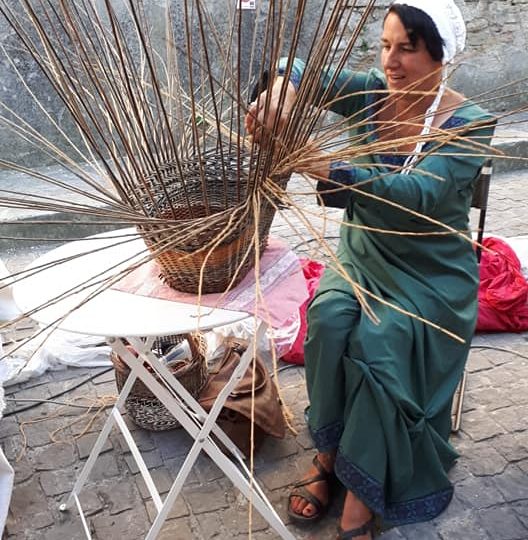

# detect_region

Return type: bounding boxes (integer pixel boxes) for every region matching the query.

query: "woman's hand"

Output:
[244,77,297,145]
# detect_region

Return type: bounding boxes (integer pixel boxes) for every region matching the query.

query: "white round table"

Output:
[13,228,249,337]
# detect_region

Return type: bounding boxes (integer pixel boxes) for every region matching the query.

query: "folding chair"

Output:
[451,158,493,433]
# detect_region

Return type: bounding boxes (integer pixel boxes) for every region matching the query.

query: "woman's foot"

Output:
[288,452,336,522]
[336,490,375,539]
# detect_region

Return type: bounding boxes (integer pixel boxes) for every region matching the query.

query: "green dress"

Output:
[281,60,496,525]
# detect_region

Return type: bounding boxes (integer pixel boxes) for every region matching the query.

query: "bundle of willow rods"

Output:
[0,0,378,294]
[0,0,525,335]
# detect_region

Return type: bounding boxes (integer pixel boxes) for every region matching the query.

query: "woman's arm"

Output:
[314,122,496,213]
[277,57,371,117]
[245,58,373,141]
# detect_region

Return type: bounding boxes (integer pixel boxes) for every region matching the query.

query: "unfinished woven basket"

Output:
[134,150,288,294]
[112,333,207,431]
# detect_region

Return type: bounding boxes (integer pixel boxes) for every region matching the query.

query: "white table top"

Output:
[12,228,249,337]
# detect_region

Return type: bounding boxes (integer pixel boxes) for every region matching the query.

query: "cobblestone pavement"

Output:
[2,167,528,540]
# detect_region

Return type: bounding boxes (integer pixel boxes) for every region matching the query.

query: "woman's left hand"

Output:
[244,77,297,145]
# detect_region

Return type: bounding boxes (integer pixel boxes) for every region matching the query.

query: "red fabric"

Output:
[476,236,528,332]
[280,240,528,361]
[281,258,325,365]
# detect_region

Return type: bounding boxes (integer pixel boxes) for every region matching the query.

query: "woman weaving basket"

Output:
[246,1,495,538]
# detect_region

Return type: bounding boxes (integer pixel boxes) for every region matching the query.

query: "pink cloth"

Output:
[114,238,308,328]
[281,258,325,365]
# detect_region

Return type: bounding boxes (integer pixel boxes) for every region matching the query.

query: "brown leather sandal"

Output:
[287,454,336,523]
[336,516,376,539]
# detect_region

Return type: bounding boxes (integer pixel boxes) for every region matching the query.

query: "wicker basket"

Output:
[112,333,207,431]
[134,150,289,293]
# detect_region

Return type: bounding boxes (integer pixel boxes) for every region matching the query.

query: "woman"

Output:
[246,1,495,538]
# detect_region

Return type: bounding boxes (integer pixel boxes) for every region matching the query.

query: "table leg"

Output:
[59,355,139,513]
[142,322,295,540]
[64,325,296,540]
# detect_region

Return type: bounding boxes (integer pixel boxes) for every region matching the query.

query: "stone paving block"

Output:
[465,387,514,411]
[163,455,200,485]
[14,402,54,422]
[182,482,229,514]
[398,521,442,539]
[69,411,109,435]
[256,435,300,464]
[503,384,528,406]
[259,455,301,491]
[461,409,507,442]
[92,368,117,385]
[76,431,113,459]
[493,465,528,503]
[436,509,491,540]
[193,454,224,484]
[135,467,174,498]
[155,517,194,540]
[224,502,269,534]
[46,377,90,397]
[114,427,156,453]
[491,432,528,462]
[91,507,150,540]
[478,505,528,540]
[236,531,276,539]
[448,461,473,484]
[95,477,141,515]
[465,353,494,372]
[13,373,53,390]
[94,380,118,398]
[463,443,508,476]
[12,456,33,484]
[20,416,73,448]
[47,366,95,382]
[465,371,493,391]
[39,521,88,540]
[378,528,406,539]
[6,477,54,534]
[145,496,189,522]
[82,452,120,483]
[78,488,105,516]
[0,415,21,438]
[276,365,305,386]
[151,428,193,460]
[455,475,506,509]
[39,467,77,496]
[12,386,52,405]
[30,442,77,471]
[511,500,528,529]
[194,510,224,539]
[491,405,528,433]
[295,427,315,451]
[489,365,526,386]
[62,383,98,403]
[124,448,164,474]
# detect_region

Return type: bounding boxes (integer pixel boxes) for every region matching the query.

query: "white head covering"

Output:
[391,0,466,64]
[388,0,466,173]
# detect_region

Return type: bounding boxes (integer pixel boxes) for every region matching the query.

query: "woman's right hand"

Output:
[244,77,297,145]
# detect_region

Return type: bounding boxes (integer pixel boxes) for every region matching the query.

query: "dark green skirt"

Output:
[304,267,472,526]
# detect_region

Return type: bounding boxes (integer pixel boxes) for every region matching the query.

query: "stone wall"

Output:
[345,0,528,112]
[0,0,526,166]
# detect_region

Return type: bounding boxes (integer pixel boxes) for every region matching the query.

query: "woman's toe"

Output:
[302,503,316,517]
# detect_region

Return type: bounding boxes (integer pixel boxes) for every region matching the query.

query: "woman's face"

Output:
[381,12,442,94]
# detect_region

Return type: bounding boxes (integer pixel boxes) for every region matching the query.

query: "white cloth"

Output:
[0,441,13,538]
[391,0,466,64]
[0,260,16,536]
[0,259,20,322]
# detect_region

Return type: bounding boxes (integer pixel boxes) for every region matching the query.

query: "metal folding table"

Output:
[13,228,297,540]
